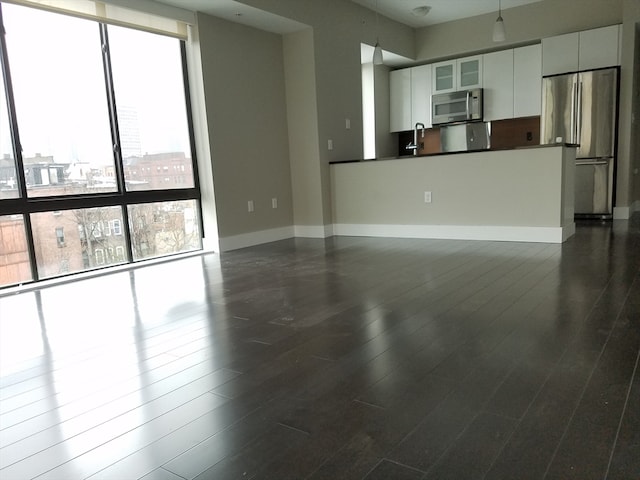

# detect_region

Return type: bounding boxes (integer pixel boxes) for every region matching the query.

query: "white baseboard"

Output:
[294,224,334,238]
[332,223,575,244]
[218,226,294,252]
[201,236,220,253]
[218,221,577,251]
[562,222,576,242]
[613,206,631,219]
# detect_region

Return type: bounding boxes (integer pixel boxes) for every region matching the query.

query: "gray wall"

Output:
[621,0,640,209]
[634,21,640,207]
[197,13,293,239]
[237,0,415,231]
[415,0,624,62]
[282,28,324,229]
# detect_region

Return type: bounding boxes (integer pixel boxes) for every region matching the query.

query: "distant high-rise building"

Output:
[117,105,142,159]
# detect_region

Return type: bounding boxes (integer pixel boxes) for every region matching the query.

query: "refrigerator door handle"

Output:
[570,81,577,144]
[576,80,583,145]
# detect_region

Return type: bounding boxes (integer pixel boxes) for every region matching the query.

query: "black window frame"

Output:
[0,3,203,288]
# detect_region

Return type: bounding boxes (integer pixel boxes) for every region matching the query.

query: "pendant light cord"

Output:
[375,0,379,42]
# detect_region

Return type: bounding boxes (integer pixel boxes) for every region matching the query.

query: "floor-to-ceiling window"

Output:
[0,2,202,288]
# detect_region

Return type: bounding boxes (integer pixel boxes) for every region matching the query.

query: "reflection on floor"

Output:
[1,216,639,480]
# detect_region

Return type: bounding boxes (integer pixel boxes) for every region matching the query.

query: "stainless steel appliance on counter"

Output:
[432,88,483,125]
[541,68,618,218]
[440,122,491,153]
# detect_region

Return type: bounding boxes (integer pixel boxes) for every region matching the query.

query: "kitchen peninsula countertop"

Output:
[329,143,577,164]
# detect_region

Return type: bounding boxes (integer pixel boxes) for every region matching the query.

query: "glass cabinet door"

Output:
[457,56,483,89]
[433,61,456,93]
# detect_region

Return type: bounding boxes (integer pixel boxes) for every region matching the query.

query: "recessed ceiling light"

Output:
[411,6,431,17]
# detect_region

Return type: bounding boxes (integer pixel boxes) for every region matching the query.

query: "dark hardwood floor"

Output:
[1,216,639,479]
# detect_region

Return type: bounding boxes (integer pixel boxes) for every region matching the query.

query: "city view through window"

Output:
[0,3,202,287]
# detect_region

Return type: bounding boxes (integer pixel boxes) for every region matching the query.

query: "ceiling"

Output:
[350,0,543,28]
[155,0,544,33]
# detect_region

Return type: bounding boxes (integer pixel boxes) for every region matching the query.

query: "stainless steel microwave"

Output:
[432,88,483,125]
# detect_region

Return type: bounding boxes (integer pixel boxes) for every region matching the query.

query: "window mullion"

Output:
[21,207,39,282]
[99,23,125,196]
[0,5,28,201]
[0,4,39,282]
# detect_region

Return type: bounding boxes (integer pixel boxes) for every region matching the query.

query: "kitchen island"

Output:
[330,144,575,243]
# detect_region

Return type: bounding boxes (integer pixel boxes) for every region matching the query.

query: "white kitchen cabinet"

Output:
[578,25,620,71]
[432,60,456,93]
[482,50,513,121]
[433,56,482,93]
[542,26,621,76]
[411,64,432,128]
[514,44,542,117]
[389,68,412,132]
[542,32,579,76]
[457,55,483,90]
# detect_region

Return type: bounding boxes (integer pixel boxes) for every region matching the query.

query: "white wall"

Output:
[185,23,218,251]
[374,64,396,159]
[361,63,376,159]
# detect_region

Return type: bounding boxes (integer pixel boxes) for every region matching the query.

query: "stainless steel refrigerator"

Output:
[541,67,618,218]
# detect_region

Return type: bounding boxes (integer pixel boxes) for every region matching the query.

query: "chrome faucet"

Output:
[406,122,426,155]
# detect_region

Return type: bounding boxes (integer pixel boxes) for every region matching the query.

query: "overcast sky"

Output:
[0,3,190,168]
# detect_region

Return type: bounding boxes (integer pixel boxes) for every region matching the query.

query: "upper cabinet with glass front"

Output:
[432,56,482,93]
[457,56,483,90]
[432,61,456,93]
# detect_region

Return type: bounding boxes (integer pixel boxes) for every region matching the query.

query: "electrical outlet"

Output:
[424,191,432,203]
[247,200,254,212]
[272,197,278,209]
[328,139,333,150]
[345,118,351,130]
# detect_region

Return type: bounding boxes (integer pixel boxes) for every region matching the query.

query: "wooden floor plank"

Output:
[0,216,638,480]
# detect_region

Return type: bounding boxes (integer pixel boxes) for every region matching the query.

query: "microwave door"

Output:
[432,89,482,125]
[433,93,467,124]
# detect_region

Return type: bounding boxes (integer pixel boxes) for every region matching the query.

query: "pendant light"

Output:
[372,0,383,64]
[492,0,506,42]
